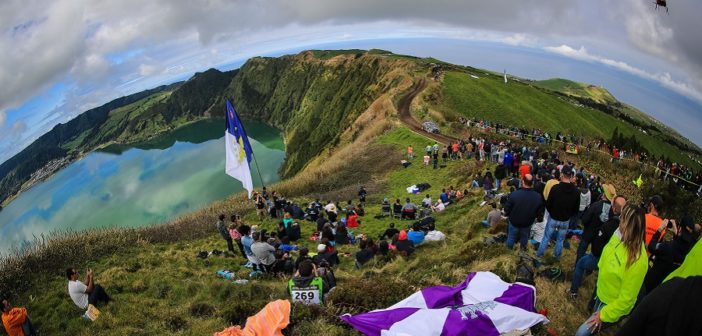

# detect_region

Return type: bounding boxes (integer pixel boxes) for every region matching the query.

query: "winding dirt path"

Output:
[397,78,457,145]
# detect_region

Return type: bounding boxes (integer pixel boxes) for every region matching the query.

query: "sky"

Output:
[1,0,702,164]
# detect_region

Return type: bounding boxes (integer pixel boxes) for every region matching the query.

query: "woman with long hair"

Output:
[575,204,648,336]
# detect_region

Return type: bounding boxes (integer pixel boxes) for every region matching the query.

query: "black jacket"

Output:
[581,199,612,243]
[590,215,619,258]
[504,188,544,228]
[545,182,580,221]
[617,276,702,336]
[494,164,507,180]
[644,230,695,292]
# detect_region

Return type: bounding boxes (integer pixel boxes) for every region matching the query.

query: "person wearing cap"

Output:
[575,183,617,263]
[537,165,581,261]
[645,195,665,246]
[643,215,699,294]
[312,243,338,267]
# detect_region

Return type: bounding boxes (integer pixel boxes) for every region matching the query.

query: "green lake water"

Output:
[0,119,285,253]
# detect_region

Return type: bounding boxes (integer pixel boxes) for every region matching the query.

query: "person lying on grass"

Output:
[66,267,111,310]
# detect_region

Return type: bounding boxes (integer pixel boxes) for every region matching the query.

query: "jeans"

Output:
[495,179,501,190]
[506,222,531,251]
[576,238,590,263]
[22,317,36,336]
[570,254,599,293]
[575,296,615,336]
[537,218,569,259]
[88,284,111,306]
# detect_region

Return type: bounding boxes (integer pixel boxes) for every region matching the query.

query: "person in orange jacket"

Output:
[1,297,36,336]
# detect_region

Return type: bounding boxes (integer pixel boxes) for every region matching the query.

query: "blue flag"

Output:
[224,99,254,197]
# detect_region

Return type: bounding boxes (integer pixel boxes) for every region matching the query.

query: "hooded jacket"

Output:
[545,181,580,221]
[596,231,648,323]
[395,230,415,256]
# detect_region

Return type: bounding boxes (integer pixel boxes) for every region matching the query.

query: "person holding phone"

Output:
[643,215,698,294]
[575,204,648,336]
[66,267,111,310]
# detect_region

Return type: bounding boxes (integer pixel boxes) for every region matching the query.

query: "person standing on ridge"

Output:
[537,165,580,261]
[504,174,543,251]
[407,145,413,160]
[216,214,235,254]
[358,186,367,206]
[644,195,665,246]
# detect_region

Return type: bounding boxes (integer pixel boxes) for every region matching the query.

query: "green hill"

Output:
[423,70,700,167]
[534,78,617,105]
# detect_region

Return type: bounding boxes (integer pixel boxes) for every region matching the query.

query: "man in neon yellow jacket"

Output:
[576,204,648,336]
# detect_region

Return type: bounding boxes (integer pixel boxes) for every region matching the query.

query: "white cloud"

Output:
[544,44,702,104]
[0,110,5,128]
[138,63,159,76]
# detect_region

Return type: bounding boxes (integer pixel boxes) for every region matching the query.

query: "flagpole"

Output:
[250,150,266,189]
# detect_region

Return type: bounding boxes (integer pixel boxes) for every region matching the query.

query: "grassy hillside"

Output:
[0,125,580,335]
[427,71,699,167]
[9,120,699,335]
[534,78,617,105]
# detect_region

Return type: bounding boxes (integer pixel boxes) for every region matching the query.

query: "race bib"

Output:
[291,286,321,305]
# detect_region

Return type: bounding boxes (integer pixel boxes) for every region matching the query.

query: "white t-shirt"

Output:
[324,203,337,214]
[68,280,89,309]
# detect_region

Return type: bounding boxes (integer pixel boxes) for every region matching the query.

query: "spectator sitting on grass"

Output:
[2,297,36,336]
[482,203,502,228]
[313,244,339,268]
[66,267,111,310]
[288,260,325,302]
[407,224,425,246]
[422,194,432,207]
[251,232,276,273]
[431,200,446,212]
[392,199,403,217]
[355,239,376,268]
[380,223,400,240]
[295,247,312,271]
[395,230,415,256]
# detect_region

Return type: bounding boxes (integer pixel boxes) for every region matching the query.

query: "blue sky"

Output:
[1,0,702,164]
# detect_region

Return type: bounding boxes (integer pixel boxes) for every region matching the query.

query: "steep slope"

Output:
[222,51,418,177]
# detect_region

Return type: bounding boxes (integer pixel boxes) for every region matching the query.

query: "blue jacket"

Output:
[504,188,544,228]
[241,235,255,256]
[407,231,425,246]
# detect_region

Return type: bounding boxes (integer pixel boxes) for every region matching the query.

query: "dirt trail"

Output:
[397,78,457,145]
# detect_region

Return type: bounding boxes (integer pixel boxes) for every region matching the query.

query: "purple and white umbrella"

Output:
[340,272,548,336]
